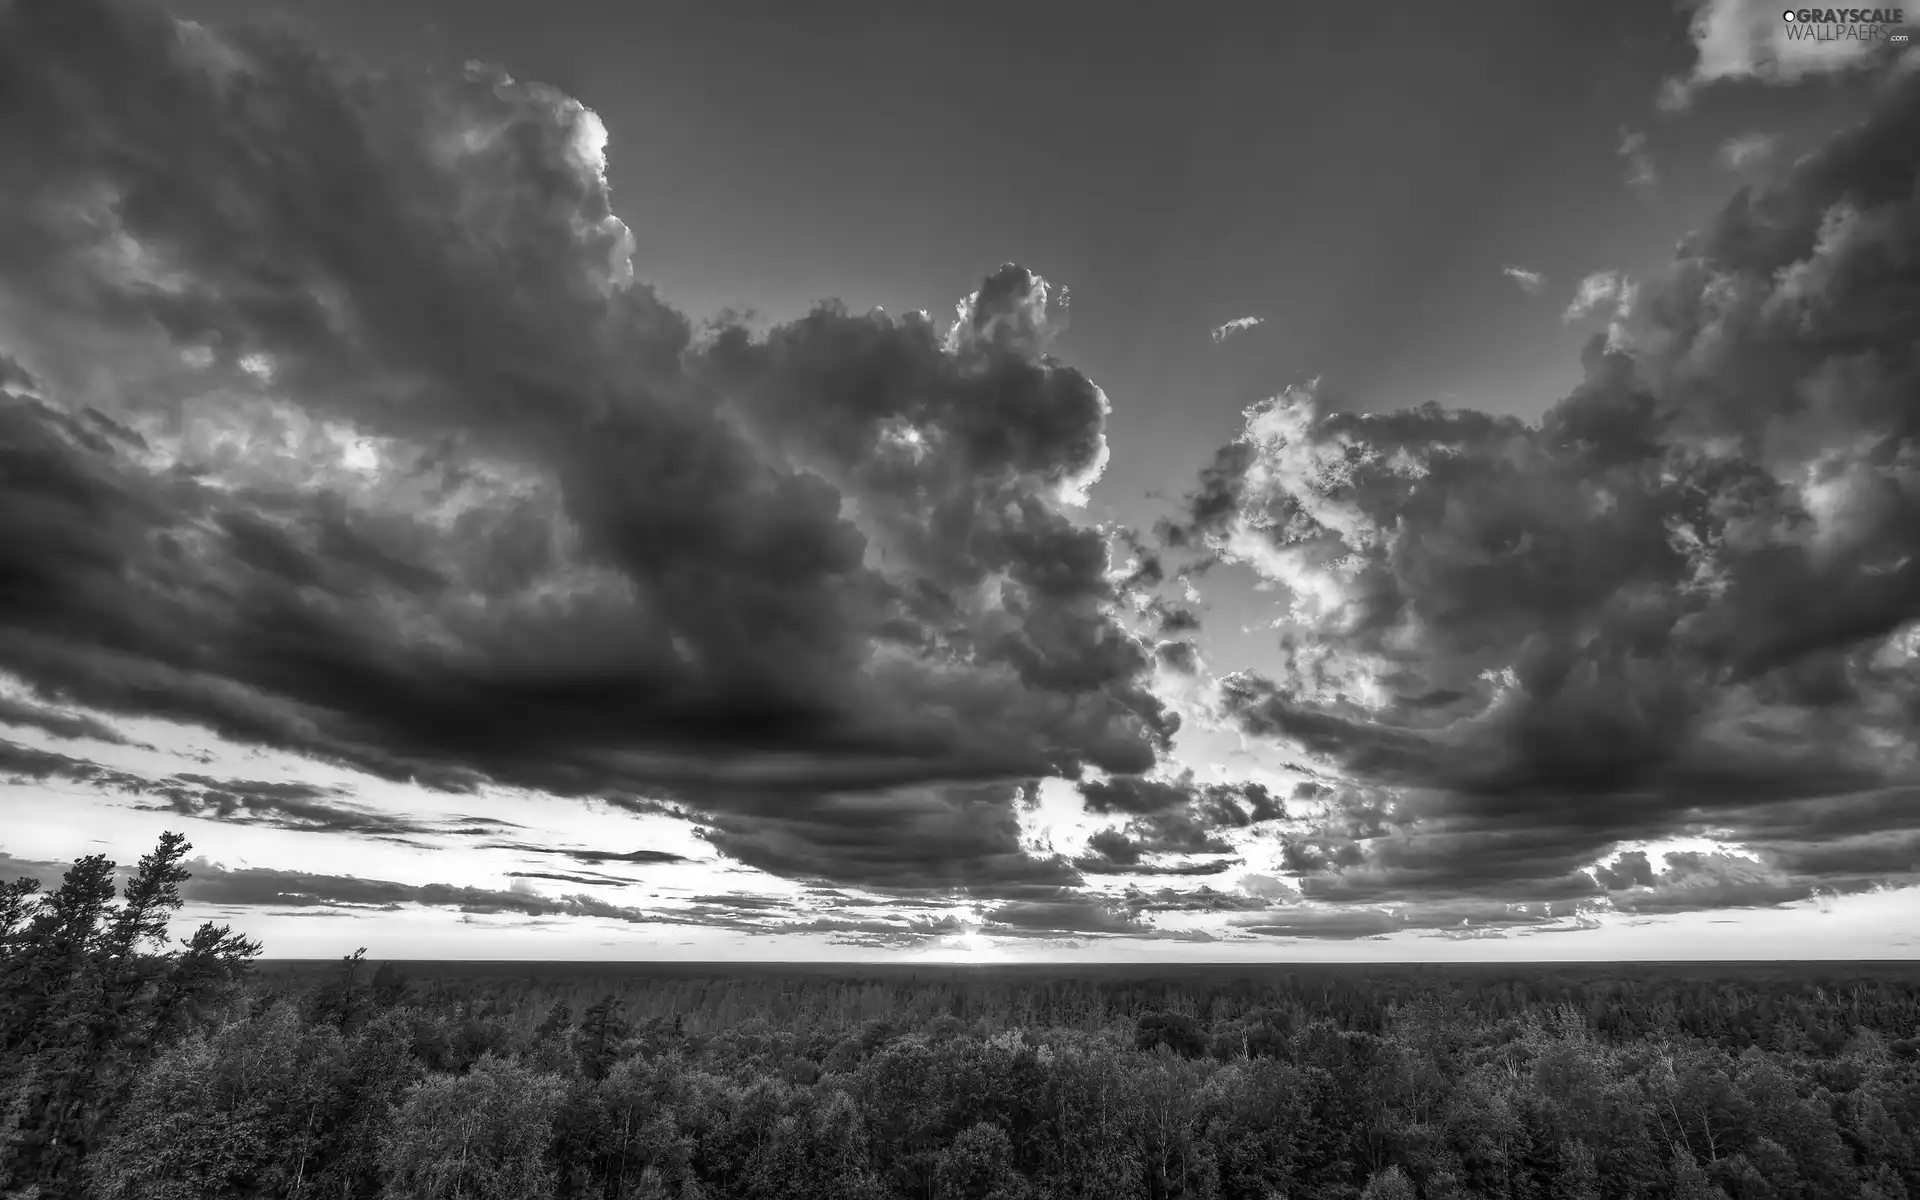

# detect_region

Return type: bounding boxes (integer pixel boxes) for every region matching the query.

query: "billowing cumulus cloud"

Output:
[1070,774,1282,871]
[0,0,1181,932]
[1168,67,1920,926]
[1590,849,1817,913]
[1661,0,1914,108]
[1563,270,1635,323]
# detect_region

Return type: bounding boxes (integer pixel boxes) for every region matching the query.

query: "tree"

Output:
[1552,1139,1601,1200]
[574,994,633,1082]
[308,947,372,1033]
[1670,1146,1731,1200]
[1360,1163,1417,1200]
[0,833,258,1197]
[380,1052,568,1200]
[1133,1012,1207,1059]
[84,1001,341,1200]
[934,1122,1029,1200]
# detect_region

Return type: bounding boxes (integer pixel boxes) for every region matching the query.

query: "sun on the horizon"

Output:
[919,927,1007,963]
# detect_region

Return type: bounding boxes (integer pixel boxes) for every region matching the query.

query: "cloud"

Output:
[6,845,992,945]
[1502,267,1547,295]
[0,692,138,746]
[0,738,149,792]
[506,870,635,888]
[132,774,448,840]
[1124,884,1268,913]
[1211,316,1265,344]
[697,782,1084,898]
[176,859,793,931]
[1719,131,1781,172]
[1155,640,1201,675]
[1619,129,1658,193]
[1077,775,1195,815]
[1562,270,1636,323]
[1661,0,1913,108]
[986,896,1148,936]
[1164,67,1920,922]
[0,1,1179,907]
[0,850,67,888]
[1068,774,1282,874]
[1590,849,1815,913]
[1082,827,1142,866]
[0,737,505,845]
[487,843,691,867]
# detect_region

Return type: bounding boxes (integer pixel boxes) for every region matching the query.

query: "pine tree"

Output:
[574,994,632,1082]
[0,833,260,1197]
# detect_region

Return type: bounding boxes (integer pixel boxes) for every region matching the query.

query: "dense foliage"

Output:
[2,836,1917,1200]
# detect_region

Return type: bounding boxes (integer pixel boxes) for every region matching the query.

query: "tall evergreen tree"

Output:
[0,833,259,1197]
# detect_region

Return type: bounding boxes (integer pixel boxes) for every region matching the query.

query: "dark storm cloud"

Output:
[1077,775,1282,824]
[1075,824,1234,876]
[698,783,1082,898]
[485,842,692,867]
[1082,827,1141,866]
[1122,885,1268,914]
[0,694,138,746]
[778,912,968,948]
[1599,851,1814,914]
[0,738,148,792]
[506,870,634,888]
[0,737,487,844]
[1154,605,1201,635]
[1232,895,1584,940]
[1070,775,1282,875]
[1078,857,1232,878]
[1,846,671,925]
[1129,808,1236,856]
[0,0,1177,916]
[134,774,449,840]
[1591,849,1656,891]
[1585,845,1885,914]
[1168,67,1920,921]
[1154,641,1200,675]
[172,858,800,932]
[985,897,1151,936]
[0,850,68,888]
[1232,909,1406,941]
[1077,776,1193,816]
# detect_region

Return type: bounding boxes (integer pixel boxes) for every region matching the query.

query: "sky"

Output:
[1,0,1918,962]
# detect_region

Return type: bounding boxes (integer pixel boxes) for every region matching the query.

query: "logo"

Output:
[1781,8,1912,40]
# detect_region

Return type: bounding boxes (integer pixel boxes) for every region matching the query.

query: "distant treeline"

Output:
[250,957,1920,1060]
[3,836,1917,1200]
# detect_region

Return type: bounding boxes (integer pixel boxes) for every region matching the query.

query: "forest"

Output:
[3,834,1917,1200]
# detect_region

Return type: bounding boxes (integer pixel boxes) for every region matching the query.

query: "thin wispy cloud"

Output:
[1502,267,1547,295]
[1210,316,1265,343]
[1719,131,1780,171]
[1619,129,1658,192]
